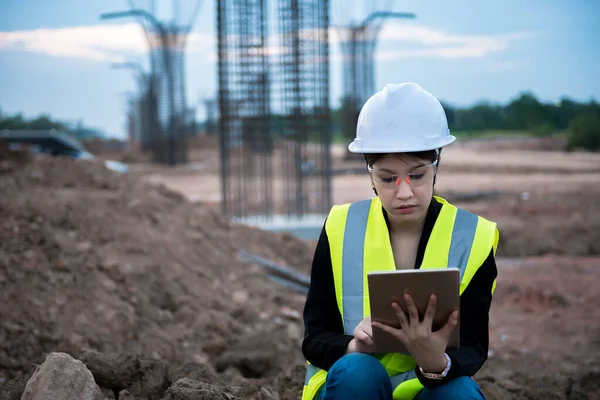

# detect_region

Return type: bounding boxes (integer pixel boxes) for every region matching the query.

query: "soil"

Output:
[1,140,600,400]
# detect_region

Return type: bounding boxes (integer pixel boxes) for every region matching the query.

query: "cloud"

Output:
[353,22,536,60]
[0,22,534,64]
[0,23,214,63]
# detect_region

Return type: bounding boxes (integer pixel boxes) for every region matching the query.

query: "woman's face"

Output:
[369,153,436,225]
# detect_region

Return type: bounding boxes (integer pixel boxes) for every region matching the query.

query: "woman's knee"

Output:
[416,376,484,400]
[327,353,390,390]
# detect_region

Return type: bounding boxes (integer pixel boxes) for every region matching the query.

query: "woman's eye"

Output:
[409,173,425,180]
[380,176,395,183]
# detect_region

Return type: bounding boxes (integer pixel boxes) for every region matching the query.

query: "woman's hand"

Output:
[372,293,458,373]
[346,317,374,354]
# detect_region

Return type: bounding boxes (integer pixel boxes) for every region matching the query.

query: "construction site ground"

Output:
[1,136,599,399]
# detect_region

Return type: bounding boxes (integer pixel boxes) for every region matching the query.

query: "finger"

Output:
[363,320,373,340]
[438,310,459,338]
[391,302,409,329]
[358,319,374,341]
[372,321,406,342]
[422,294,437,329]
[355,329,374,346]
[404,293,420,325]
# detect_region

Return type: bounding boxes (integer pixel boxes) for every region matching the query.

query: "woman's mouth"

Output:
[395,205,417,214]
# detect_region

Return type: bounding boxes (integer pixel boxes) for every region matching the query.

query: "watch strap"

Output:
[419,353,452,380]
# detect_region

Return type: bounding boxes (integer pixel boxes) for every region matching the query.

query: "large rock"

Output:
[20,352,104,400]
[79,351,170,400]
[161,378,240,400]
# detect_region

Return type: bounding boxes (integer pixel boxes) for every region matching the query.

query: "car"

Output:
[0,129,129,174]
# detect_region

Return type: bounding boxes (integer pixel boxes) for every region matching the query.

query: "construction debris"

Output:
[239,250,310,294]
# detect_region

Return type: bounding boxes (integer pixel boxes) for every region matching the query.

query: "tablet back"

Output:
[367,268,460,354]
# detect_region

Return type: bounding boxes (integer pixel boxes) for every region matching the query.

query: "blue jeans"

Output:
[316,353,485,400]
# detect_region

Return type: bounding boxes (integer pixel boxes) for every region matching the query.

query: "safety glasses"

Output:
[368,159,438,188]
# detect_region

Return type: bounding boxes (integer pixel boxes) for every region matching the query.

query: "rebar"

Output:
[103,1,202,165]
[332,1,415,159]
[216,0,332,220]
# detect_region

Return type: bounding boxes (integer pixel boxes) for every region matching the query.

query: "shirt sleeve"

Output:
[415,249,498,388]
[301,222,354,371]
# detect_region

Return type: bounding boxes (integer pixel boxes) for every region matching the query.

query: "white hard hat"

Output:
[348,82,456,153]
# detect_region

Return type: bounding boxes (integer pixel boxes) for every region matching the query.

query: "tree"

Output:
[566,114,600,152]
[0,112,67,131]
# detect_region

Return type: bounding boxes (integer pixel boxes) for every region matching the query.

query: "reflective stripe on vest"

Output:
[390,370,418,388]
[341,199,371,333]
[305,364,320,385]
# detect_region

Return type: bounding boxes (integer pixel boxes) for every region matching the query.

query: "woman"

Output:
[301,83,498,400]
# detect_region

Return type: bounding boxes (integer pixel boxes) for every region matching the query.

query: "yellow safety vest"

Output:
[301,196,499,400]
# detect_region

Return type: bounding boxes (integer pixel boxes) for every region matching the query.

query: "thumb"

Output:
[438,310,459,338]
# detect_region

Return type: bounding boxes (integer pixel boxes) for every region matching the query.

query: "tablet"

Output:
[367,268,460,354]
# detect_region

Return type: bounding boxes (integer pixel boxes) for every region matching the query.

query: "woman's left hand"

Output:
[372,293,458,373]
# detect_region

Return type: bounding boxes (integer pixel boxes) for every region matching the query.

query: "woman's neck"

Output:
[388,214,427,237]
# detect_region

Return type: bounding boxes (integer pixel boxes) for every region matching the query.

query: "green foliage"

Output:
[0,111,67,131]
[566,114,600,152]
[531,123,555,137]
[0,109,106,141]
[440,93,599,134]
[451,130,532,139]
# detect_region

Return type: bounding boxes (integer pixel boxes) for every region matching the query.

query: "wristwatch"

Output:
[419,353,452,380]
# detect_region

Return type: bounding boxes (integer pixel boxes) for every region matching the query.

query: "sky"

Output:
[0,0,599,139]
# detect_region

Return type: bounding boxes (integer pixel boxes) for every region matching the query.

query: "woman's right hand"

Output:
[347,317,374,354]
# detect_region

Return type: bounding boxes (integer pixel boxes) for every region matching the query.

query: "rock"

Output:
[171,362,220,384]
[0,368,35,400]
[20,352,104,400]
[161,378,240,400]
[118,389,135,400]
[79,351,170,400]
[234,379,280,400]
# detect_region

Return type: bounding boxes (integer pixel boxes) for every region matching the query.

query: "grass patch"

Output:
[451,130,535,139]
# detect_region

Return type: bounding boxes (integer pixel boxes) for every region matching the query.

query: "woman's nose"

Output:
[395,178,413,199]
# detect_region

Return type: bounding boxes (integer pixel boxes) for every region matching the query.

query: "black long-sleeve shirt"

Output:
[301,197,498,388]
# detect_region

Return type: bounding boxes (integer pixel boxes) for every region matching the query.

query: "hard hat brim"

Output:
[347,135,456,153]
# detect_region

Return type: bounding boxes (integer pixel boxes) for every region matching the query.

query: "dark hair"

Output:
[363,150,438,168]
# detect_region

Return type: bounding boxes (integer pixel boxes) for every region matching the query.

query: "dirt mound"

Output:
[482,257,600,399]
[449,190,600,258]
[0,151,311,397]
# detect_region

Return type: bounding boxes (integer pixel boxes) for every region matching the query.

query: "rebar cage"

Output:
[150,40,189,165]
[216,0,332,220]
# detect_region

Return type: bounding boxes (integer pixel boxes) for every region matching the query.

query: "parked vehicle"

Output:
[0,129,128,174]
